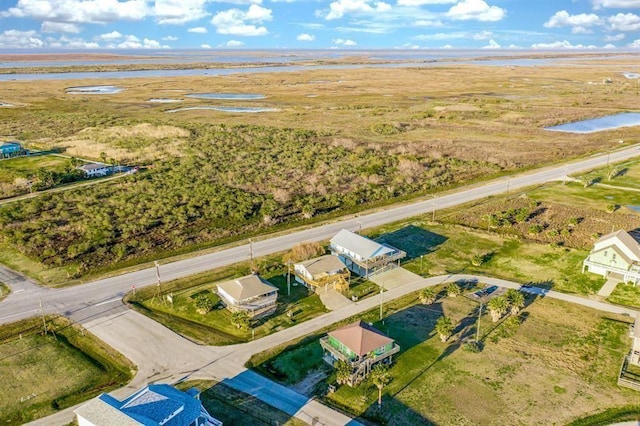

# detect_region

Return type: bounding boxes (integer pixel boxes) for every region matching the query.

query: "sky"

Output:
[0,0,639,50]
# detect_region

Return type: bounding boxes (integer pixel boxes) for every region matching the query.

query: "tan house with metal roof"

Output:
[320,320,399,386]
[583,230,640,284]
[216,274,278,318]
[329,229,406,278]
[294,255,350,293]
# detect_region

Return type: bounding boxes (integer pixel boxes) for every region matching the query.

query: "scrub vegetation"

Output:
[1,61,639,282]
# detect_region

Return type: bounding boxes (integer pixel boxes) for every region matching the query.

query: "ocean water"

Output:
[66,85,123,94]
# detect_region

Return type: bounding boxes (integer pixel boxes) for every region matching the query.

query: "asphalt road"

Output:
[25,272,638,426]
[2,145,640,325]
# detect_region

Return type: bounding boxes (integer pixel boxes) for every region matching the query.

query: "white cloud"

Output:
[188,26,208,33]
[0,29,44,48]
[220,39,245,46]
[531,40,597,49]
[446,0,505,22]
[397,0,455,5]
[201,43,212,48]
[629,39,640,48]
[415,30,492,40]
[47,35,99,48]
[333,38,357,45]
[325,0,392,20]
[154,0,210,25]
[608,13,640,31]
[97,30,123,41]
[604,33,625,41]
[399,42,420,49]
[297,33,315,41]
[1,0,148,24]
[211,4,272,36]
[482,38,500,49]
[162,35,178,41]
[413,19,444,27]
[593,0,640,9]
[544,11,602,29]
[603,43,617,48]
[41,21,81,33]
[116,35,167,49]
[441,44,452,48]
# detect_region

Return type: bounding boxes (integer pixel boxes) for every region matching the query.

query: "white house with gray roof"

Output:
[74,384,221,426]
[583,230,640,284]
[294,254,350,293]
[77,163,111,177]
[329,229,406,278]
[216,274,278,318]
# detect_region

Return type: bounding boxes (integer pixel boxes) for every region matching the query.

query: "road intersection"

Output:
[0,145,638,424]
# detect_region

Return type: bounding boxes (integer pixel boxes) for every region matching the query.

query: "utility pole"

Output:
[287,260,292,296]
[420,255,424,274]
[379,286,384,320]
[39,298,47,335]
[476,302,482,342]
[249,239,255,272]
[154,260,163,302]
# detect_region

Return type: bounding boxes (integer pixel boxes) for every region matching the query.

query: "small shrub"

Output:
[528,224,543,235]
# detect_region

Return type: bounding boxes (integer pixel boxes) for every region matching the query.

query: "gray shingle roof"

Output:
[217,274,278,302]
[594,230,640,262]
[330,229,395,260]
[297,255,347,277]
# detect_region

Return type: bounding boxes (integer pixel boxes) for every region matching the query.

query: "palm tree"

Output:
[419,287,436,305]
[334,359,352,385]
[487,296,508,322]
[446,283,462,298]
[370,363,391,406]
[505,289,525,315]
[195,295,213,314]
[435,316,454,342]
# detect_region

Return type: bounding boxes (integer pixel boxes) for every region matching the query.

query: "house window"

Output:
[604,251,608,257]
[612,253,617,261]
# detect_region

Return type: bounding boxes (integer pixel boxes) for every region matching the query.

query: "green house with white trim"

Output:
[320,320,399,386]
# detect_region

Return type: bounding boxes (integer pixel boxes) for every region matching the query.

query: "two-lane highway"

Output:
[1,145,639,324]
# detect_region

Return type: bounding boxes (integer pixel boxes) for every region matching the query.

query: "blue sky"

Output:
[0,0,639,50]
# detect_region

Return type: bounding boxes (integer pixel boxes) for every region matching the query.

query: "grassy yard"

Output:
[0,282,9,302]
[0,316,135,425]
[579,158,640,190]
[176,380,307,426]
[0,154,83,199]
[126,257,328,345]
[256,290,637,425]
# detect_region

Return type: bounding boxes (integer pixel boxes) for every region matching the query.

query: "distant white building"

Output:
[74,384,222,426]
[329,229,406,277]
[77,163,111,177]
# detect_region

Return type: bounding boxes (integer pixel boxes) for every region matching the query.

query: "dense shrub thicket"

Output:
[0,124,498,275]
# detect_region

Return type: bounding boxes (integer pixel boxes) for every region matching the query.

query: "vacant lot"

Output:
[0,316,135,425]
[258,290,636,425]
[0,154,80,199]
[1,59,639,282]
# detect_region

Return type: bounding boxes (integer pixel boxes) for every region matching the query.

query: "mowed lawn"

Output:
[263,293,637,425]
[128,265,328,345]
[372,222,605,295]
[0,317,135,425]
[0,155,71,184]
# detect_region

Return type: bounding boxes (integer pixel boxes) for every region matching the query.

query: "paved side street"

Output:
[23,270,638,426]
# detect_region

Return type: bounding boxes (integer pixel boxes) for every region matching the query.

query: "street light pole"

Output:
[420,255,424,274]
[154,260,163,301]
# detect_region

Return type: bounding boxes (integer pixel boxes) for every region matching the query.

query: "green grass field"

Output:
[126,258,328,345]
[256,290,637,425]
[0,316,135,425]
[0,154,79,199]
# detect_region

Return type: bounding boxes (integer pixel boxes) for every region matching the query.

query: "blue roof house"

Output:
[0,141,22,157]
[74,384,222,426]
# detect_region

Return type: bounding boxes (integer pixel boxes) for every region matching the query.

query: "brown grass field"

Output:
[1,58,639,167]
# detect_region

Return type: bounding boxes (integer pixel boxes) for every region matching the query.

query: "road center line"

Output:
[94,297,122,307]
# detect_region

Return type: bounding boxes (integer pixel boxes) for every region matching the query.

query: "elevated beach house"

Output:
[583,230,640,284]
[216,274,278,318]
[293,254,350,293]
[320,320,400,386]
[329,229,406,278]
[74,383,222,426]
